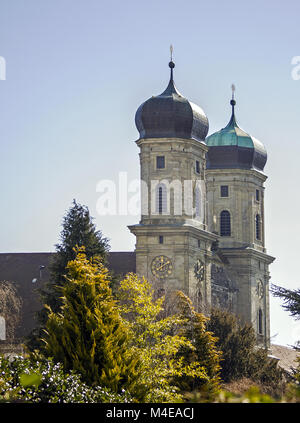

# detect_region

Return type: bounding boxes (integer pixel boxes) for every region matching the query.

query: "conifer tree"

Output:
[45,199,110,314]
[271,284,300,321]
[207,308,285,397]
[271,284,300,389]
[27,200,110,350]
[207,308,255,382]
[40,248,144,399]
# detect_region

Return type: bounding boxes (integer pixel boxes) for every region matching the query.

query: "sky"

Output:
[0,0,300,347]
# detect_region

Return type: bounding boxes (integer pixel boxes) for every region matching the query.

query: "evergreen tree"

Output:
[207,308,285,397]
[26,200,110,350]
[47,199,109,313]
[40,248,144,400]
[207,308,255,382]
[271,284,300,390]
[171,292,221,398]
[271,284,300,320]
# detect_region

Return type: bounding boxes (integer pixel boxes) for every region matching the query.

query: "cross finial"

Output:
[230,83,236,110]
[168,45,175,80]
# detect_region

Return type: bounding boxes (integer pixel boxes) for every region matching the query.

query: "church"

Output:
[129,59,274,349]
[0,58,274,351]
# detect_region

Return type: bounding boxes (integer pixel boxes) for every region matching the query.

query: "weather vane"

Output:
[231,83,236,100]
[170,44,173,61]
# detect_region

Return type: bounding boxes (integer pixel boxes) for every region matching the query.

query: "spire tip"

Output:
[170,44,173,61]
[169,45,175,69]
[230,84,236,106]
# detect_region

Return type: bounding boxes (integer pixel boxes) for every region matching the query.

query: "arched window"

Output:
[220,210,231,236]
[256,214,261,240]
[0,316,6,341]
[158,187,163,214]
[258,309,263,334]
[156,183,167,214]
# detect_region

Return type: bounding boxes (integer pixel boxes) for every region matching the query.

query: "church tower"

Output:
[205,89,275,347]
[129,60,218,309]
[129,61,274,348]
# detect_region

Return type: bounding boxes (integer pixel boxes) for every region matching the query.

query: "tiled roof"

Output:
[0,251,135,339]
[270,344,299,374]
[107,252,136,275]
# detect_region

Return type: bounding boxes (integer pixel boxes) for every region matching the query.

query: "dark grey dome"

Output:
[135,62,209,142]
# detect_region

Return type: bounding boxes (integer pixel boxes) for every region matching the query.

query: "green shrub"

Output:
[171,291,222,399]
[207,308,285,397]
[117,276,221,402]
[207,308,255,382]
[0,355,132,403]
[185,386,275,403]
[40,249,143,400]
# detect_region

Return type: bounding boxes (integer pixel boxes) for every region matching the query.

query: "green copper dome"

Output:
[206,98,267,171]
[207,111,253,148]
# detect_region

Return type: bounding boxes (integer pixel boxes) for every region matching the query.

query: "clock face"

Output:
[194,259,205,282]
[151,255,173,278]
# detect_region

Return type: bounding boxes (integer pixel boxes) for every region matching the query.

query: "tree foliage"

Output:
[206,308,285,397]
[27,200,110,350]
[271,284,300,320]
[207,308,255,382]
[39,249,144,400]
[0,355,132,403]
[271,283,300,388]
[171,292,221,398]
[117,274,220,402]
[44,199,110,314]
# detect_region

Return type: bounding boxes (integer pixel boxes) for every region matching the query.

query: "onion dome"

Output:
[206,91,267,171]
[135,61,209,142]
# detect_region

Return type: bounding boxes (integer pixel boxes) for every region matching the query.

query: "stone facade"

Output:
[130,88,275,349]
[206,169,267,250]
[128,137,218,311]
[206,169,274,347]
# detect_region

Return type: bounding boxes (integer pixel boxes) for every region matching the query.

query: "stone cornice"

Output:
[205,168,268,182]
[135,137,208,152]
[220,247,275,264]
[128,223,218,242]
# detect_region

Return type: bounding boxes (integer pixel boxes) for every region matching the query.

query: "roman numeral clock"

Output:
[151,255,173,279]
